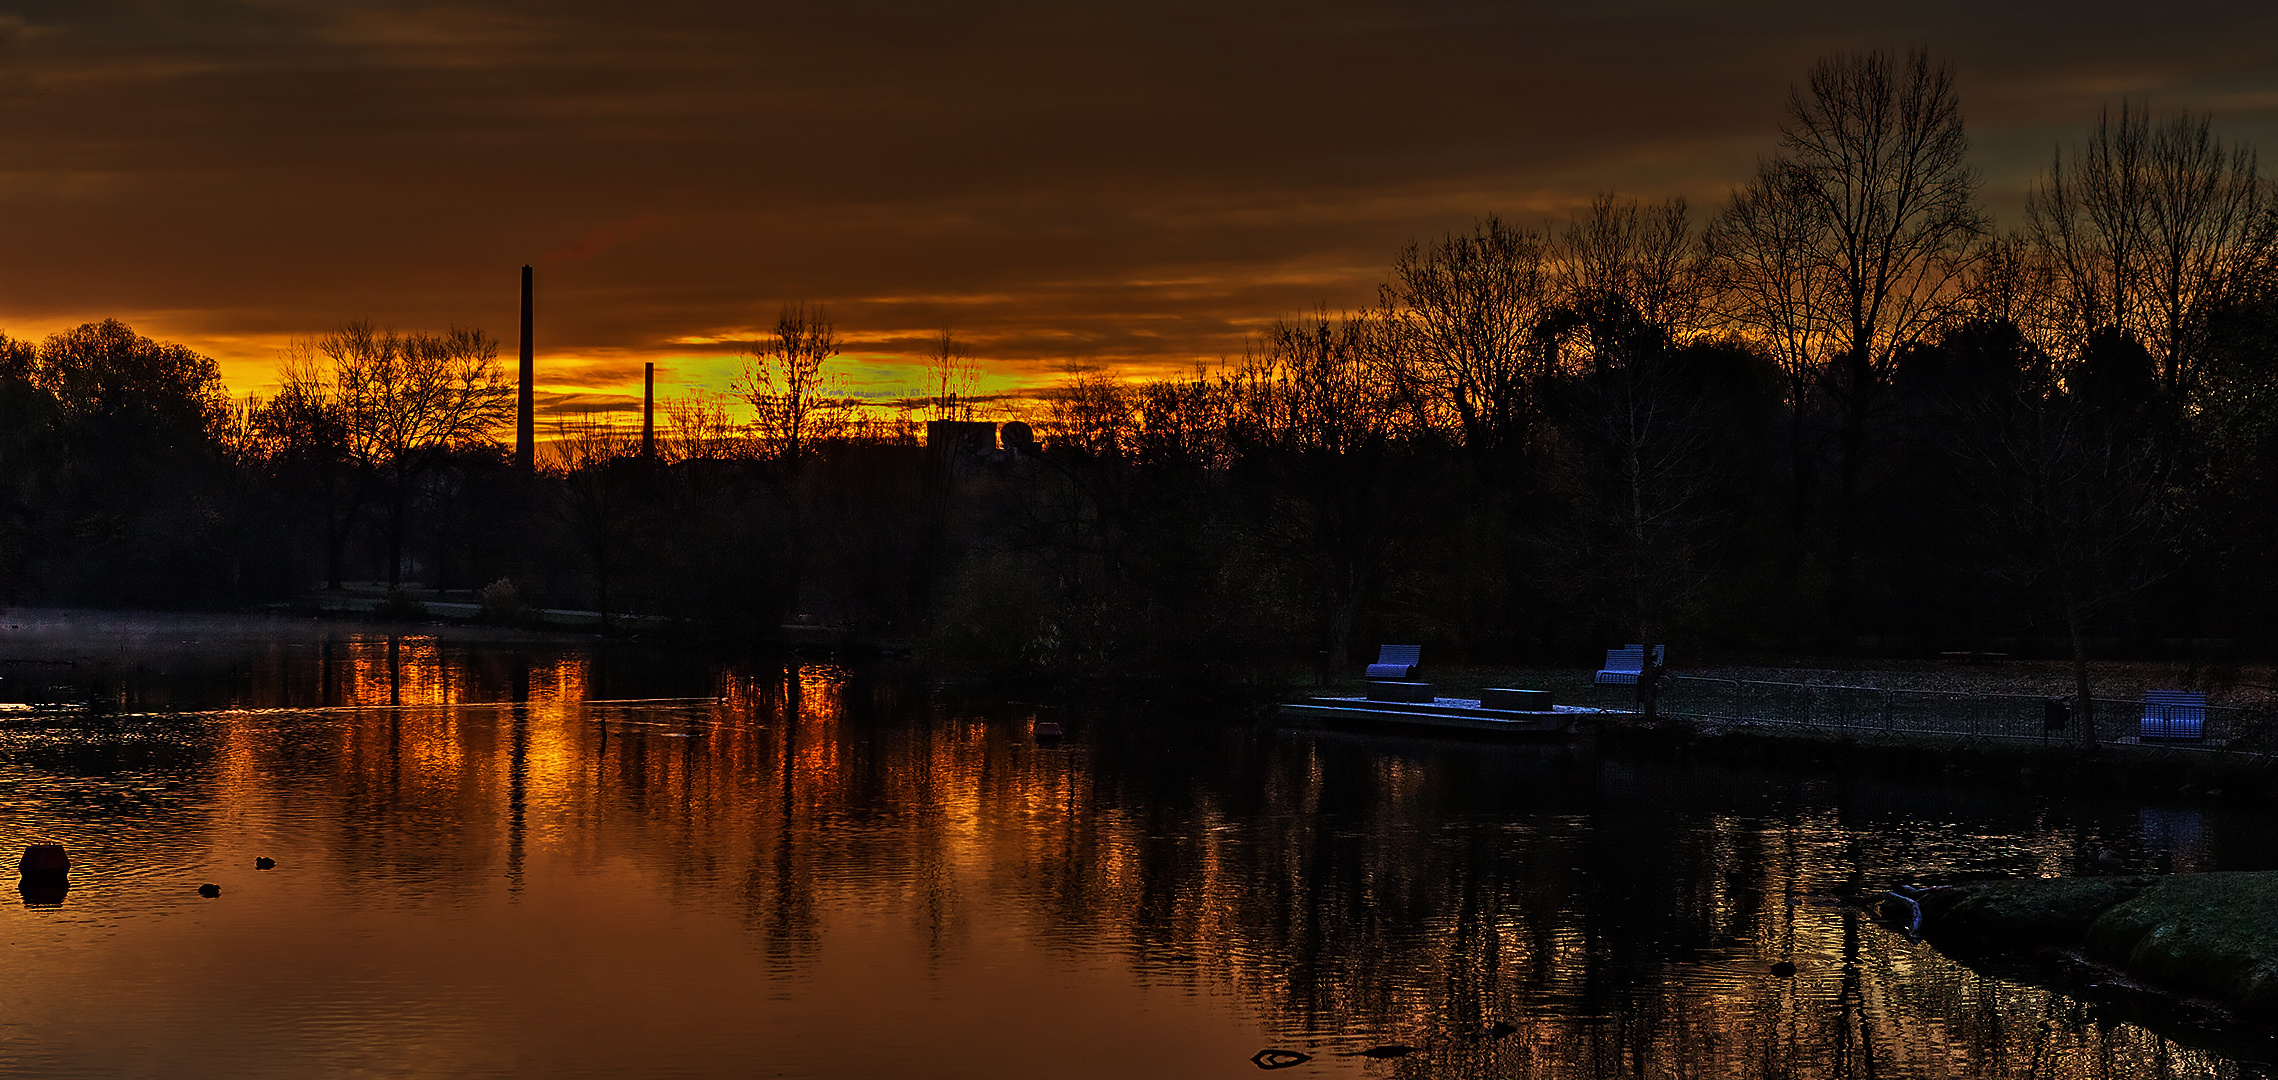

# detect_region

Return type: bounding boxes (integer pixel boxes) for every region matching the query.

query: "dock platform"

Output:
[1277,695,1614,738]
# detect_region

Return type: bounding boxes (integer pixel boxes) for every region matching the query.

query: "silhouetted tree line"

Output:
[5,49,2276,686]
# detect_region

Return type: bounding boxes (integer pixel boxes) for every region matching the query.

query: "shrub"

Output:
[478,577,524,624]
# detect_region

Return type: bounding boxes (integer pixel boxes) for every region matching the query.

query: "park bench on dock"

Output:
[1365,645,1422,680]
[1594,644,1666,686]
[2140,690,2207,742]
[1363,644,1432,702]
[1366,647,1421,706]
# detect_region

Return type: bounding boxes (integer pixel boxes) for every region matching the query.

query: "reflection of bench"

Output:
[1365,645,1422,680]
[1594,644,1665,685]
[2140,690,2207,742]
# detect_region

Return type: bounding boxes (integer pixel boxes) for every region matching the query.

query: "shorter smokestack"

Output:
[641,362,655,461]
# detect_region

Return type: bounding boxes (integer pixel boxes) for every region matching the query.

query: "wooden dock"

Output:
[1277,695,1612,738]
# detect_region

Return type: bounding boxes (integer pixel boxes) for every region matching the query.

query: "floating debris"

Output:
[1249,1049,1310,1070]
[1878,889,1925,940]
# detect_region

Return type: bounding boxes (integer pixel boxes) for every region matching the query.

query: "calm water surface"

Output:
[1,612,2273,1078]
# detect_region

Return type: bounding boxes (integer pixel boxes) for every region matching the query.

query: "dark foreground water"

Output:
[2,612,2273,1079]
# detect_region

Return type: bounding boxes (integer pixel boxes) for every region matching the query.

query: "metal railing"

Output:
[1645,674,2277,755]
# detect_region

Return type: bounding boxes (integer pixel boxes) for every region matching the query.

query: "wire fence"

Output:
[1645,674,2278,755]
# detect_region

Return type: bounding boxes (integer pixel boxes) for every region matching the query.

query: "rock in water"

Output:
[19,845,69,878]
[1771,961,1798,977]
[197,883,220,898]
[255,857,275,870]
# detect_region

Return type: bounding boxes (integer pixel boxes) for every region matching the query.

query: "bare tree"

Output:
[1964,231,2062,347]
[1227,310,1418,668]
[1132,368,1232,472]
[660,396,746,465]
[1378,216,1554,469]
[320,321,513,589]
[1953,382,2174,744]
[252,347,366,590]
[1557,193,1708,341]
[2139,113,2276,393]
[1042,369,1134,460]
[1706,161,1831,531]
[1028,369,1135,609]
[741,304,846,467]
[550,414,642,630]
[1708,48,1988,636]
[1543,347,1725,645]
[924,328,981,422]
[1543,198,1722,641]
[2026,103,2152,354]
[2029,105,2276,396]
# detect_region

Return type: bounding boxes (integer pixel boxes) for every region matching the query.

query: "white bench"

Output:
[2140,690,2207,741]
[1594,644,1665,686]
[1365,645,1422,680]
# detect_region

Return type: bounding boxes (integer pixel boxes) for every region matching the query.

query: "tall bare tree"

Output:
[1228,310,1417,668]
[1543,197,1721,641]
[742,304,845,467]
[2026,103,2152,355]
[317,321,513,589]
[1557,193,1708,343]
[2141,114,2277,393]
[1706,162,1830,529]
[1708,48,1988,636]
[2031,104,2277,394]
[1953,379,2174,744]
[1378,216,1554,469]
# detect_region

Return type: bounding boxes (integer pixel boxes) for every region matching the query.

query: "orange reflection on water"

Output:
[526,654,589,709]
[1,624,2258,1078]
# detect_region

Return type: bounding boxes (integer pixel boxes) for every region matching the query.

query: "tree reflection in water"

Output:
[0,627,2262,1077]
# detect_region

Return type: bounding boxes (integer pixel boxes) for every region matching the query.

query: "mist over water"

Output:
[0,614,2268,1078]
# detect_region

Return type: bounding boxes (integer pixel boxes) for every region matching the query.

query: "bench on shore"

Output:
[1365,645,1422,681]
[1594,644,1665,686]
[2140,690,2207,742]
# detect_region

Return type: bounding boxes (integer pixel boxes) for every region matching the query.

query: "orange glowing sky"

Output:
[2,2,2275,421]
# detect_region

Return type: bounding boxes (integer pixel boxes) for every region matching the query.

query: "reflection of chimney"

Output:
[641,362,655,461]
[515,264,534,474]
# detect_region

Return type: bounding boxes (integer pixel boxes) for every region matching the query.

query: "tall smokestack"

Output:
[515,264,534,474]
[641,362,656,461]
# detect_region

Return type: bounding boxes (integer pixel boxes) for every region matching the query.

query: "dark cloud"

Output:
[1,1,2273,399]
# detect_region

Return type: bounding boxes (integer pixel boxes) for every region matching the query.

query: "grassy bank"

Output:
[1913,872,2278,1056]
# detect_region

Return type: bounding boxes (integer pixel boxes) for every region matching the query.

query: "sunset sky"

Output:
[3,1,2275,421]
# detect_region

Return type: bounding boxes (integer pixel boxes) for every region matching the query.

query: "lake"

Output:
[0,611,2269,1078]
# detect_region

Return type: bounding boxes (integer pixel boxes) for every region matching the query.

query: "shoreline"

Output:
[1899,873,2278,1061]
